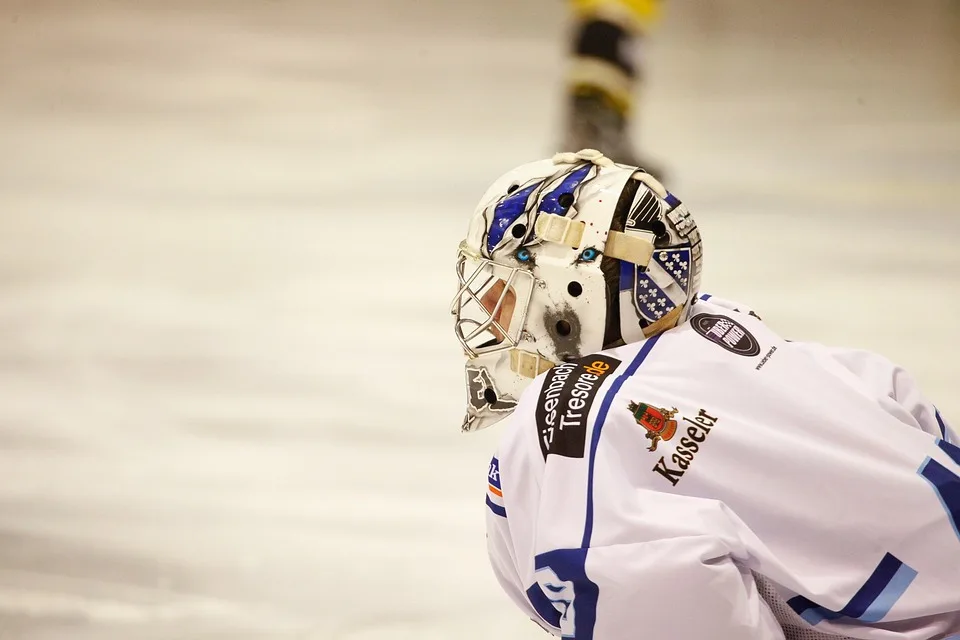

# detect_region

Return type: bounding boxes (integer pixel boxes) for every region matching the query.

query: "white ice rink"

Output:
[0,0,957,638]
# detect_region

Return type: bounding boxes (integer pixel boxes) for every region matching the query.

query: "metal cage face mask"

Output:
[451,242,536,358]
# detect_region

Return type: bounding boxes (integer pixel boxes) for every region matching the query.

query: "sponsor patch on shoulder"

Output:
[535,354,621,460]
[691,313,761,357]
[486,457,506,517]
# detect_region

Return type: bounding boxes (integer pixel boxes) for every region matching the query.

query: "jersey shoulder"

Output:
[696,292,763,318]
[493,348,638,491]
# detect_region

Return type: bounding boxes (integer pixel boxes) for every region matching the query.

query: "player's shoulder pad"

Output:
[533,353,622,461]
[698,293,763,321]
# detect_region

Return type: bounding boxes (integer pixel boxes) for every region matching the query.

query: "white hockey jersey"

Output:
[485,296,960,640]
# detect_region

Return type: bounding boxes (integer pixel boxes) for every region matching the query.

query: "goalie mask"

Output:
[452,150,703,432]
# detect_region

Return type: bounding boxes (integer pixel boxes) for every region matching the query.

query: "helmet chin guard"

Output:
[452,150,702,432]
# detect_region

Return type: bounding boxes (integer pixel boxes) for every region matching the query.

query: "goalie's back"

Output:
[485,296,960,640]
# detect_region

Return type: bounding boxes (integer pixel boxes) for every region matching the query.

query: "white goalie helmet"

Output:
[451,149,703,432]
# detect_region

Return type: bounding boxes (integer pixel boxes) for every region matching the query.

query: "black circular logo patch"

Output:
[691,314,761,357]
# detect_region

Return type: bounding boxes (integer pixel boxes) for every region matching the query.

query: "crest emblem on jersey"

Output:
[628,401,679,451]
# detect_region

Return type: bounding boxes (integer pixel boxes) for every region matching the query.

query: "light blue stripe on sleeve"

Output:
[859,562,918,622]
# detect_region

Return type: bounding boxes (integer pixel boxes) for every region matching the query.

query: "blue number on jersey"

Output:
[531,548,598,640]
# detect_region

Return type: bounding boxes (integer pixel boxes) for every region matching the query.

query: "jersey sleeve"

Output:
[485,455,548,630]
[486,509,542,628]
[530,537,785,640]
[818,345,957,442]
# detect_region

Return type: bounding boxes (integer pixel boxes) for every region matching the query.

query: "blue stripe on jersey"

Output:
[788,553,917,625]
[937,438,960,466]
[936,408,948,440]
[860,563,918,622]
[582,334,662,548]
[486,495,507,518]
[698,293,713,301]
[789,602,839,626]
[919,456,960,541]
[525,583,562,629]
